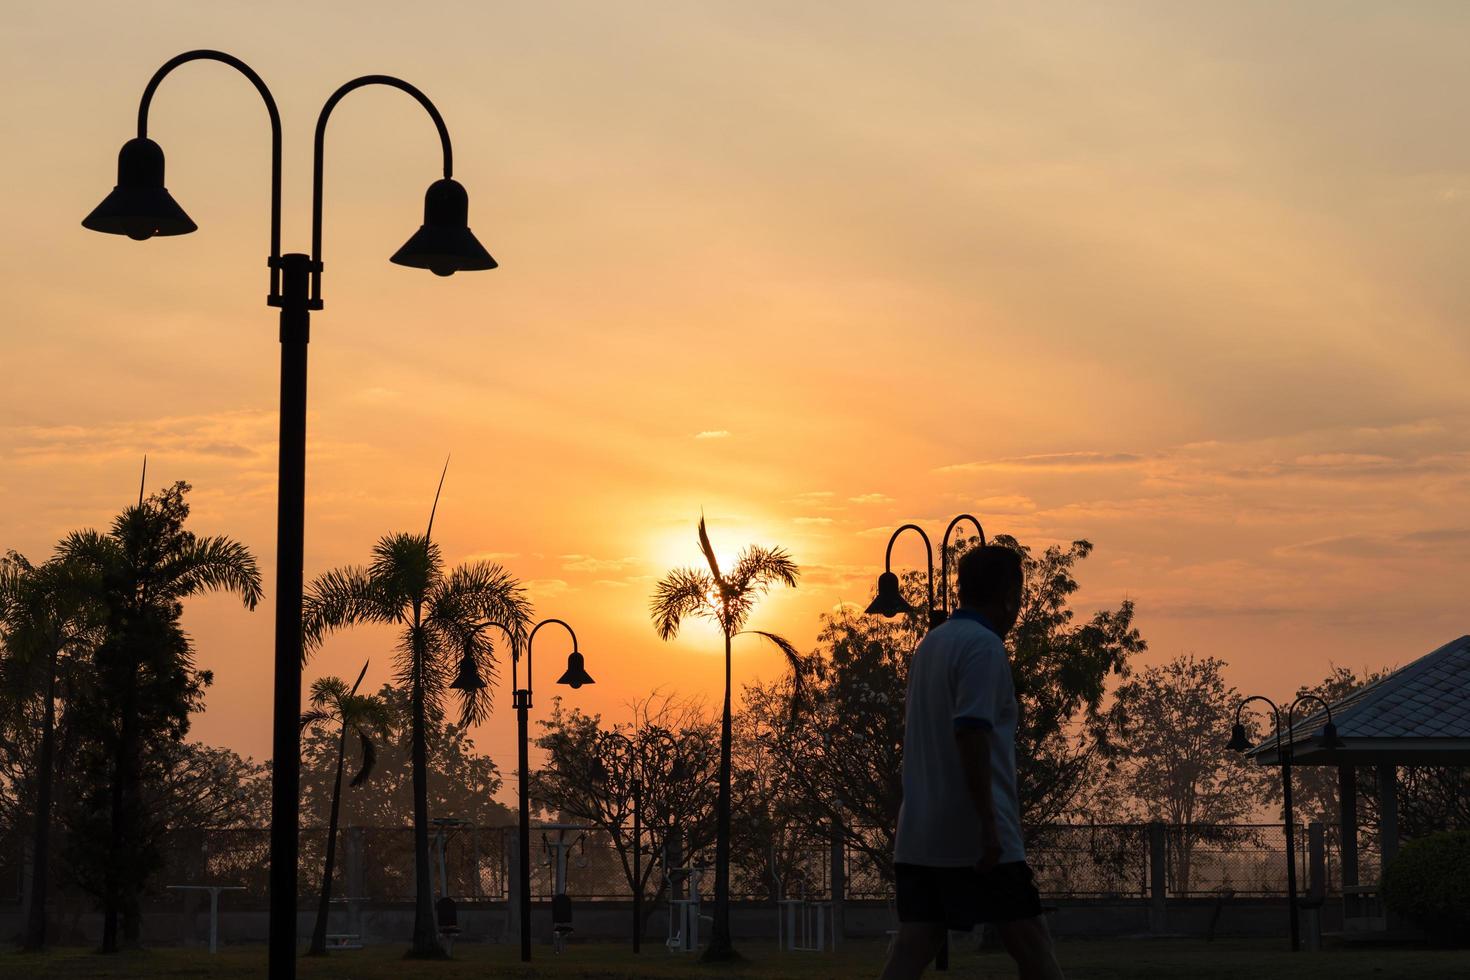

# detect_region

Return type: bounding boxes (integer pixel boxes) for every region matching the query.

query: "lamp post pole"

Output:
[1228,694,1342,952]
[82,51,496,977]
[865,514,985,972]
[516,618,594,961]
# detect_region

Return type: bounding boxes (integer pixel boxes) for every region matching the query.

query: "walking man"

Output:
[880,546,1064,980]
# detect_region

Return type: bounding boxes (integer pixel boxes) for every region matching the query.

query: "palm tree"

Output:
[58,480,261,952]
[303,505,531,958]
[301,662,392,956]
[0,552,103,951]
[649,515,800,961]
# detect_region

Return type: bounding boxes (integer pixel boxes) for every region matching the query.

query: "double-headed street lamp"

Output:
[866,514,987,630]
[597,727,687,953]
[82,50,494,976]
[516,618,594,961]
[1226,694,1342,951]
[865,513,984,972]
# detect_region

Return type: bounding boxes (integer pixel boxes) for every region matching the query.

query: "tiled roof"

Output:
[1251,635,1470,754]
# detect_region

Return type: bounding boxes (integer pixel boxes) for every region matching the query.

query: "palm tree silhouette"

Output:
[649,515,800,961]
[303,480,530,958]
[58,480,261,951]
[300,662,392,956]
[0,552,104,951]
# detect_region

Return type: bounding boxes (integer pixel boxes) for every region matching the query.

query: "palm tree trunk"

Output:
[702,630,737,961]
[22,647,58,951]
[102,714,128,954]
[408,622,443,958]
[308,721,351,956]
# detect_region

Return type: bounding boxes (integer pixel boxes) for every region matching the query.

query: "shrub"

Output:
[1380,829,1470,946]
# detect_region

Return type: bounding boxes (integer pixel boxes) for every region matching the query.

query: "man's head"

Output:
[956,546,1024,637]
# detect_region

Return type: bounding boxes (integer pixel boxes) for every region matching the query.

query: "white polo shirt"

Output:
[893,609,1025,867]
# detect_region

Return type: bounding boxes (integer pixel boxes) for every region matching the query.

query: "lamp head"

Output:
[390,177,497,277]
[1226,722,1251,754]
[82,138,196,241]
[448,652,487,692]
[555,650,594,690]
[864,571,913,618]
[1321,720,1344,749]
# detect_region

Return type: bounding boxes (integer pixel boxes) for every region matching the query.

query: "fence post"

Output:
[506,830,521,943]
[1147,822,1167,935]
[829,808,845,948]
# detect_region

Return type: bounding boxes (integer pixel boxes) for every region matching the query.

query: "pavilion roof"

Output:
[1248,634,1470,766]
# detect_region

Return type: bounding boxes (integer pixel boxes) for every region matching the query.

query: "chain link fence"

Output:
[3,821,1380,908]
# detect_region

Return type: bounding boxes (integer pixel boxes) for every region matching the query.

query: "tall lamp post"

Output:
[81,50,495,976]
[1227,694,1342,951]
[864,514,984,971]
[866,515,986,631]
[516,618,594,961]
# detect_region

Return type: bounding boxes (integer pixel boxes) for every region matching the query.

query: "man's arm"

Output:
[956,727,1002,871]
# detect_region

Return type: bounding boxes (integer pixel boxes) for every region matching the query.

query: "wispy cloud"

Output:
[793,516,834,525]
[694,430,731,440]
[561,554,641,573]
[848,492,893,505]
[938,451,1147,474]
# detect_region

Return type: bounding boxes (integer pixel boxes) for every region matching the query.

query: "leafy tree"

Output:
[0,552,102,950]
[304,526,530,958]
[147,740,270,831]
[530,694,719,937]
[649,516,800,961]
[57,481,260,951]
[300,665,392,956]
[1108,654,1273,892]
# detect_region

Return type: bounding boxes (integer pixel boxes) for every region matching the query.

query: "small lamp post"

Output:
[598,731,643,953]
[1227,693,1342,951]
[516,618,593,962]
[81,50,495,977]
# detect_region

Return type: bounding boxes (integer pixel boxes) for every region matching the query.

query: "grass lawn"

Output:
[4,939,1469,979]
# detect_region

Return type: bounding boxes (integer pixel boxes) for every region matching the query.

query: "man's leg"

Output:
[879,922,945,980]
[997,915,1064,980]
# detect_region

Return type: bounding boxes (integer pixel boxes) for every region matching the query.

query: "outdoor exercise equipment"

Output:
[665,861,713,953]
[165,884,245,954]
[540,823,590,952]
[770,846,833,953]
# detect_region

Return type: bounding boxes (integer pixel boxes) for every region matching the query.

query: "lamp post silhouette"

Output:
[517,618,594,961]
[81,50,495,975]
[1227,693,1342,952]
[865,514,984,971]
[598,727,686,953]
[866,515,986,631]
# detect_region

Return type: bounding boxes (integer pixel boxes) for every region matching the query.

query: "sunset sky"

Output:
[3,3,1468,806]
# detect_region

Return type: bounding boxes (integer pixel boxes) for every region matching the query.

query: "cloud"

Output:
[694,430,731,440]
[561,554,640,573]
[525,578,570,598]
[793,516,835,525]
[848,493,893,505]
[5,411,274,466]
[937,451,1147,474]
[462,550,520,563]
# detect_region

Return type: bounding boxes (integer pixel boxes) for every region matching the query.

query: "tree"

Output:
[1108,654,1273,892]
[300,664,392,956]
[58,481,260,951]
[530,694,719,938]
[649,515,800,961]
[304,525,530,958]
[0,552,102,950]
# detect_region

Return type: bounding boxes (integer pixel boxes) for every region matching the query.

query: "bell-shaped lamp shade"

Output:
[864,571,913,618]
[1320,720,1344,749]
[556,650,594,690]
[390,178,497,277]
[82,138,197,241]
[448,653,487,692]
[1225,722,1251,754]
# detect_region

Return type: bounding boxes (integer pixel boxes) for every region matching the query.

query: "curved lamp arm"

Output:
[477,619,523,691]
[136,50,282,301]
[1289,693,1336,749]
[1234,694,1284,758]
[311,75,454,306]
[939,513,986,615]
[882,524,935,618]
[522,617,578,708]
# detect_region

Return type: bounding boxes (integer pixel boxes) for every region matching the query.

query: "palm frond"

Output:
[302,566,392,657]
[348,727,377,787]
[424,456,450,543]
[696,514,723,586]
[166,535,264,609]
[742,629,806,725]
[308,675,350,709]
[731,545,800,595]
[649,567,713,641]
[300,708,332,730]
[370,532,441,608]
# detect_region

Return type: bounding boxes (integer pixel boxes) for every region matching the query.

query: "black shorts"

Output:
[894,861,1044,930]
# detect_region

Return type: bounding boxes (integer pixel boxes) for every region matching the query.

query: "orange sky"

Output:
[3,3,1469,807]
